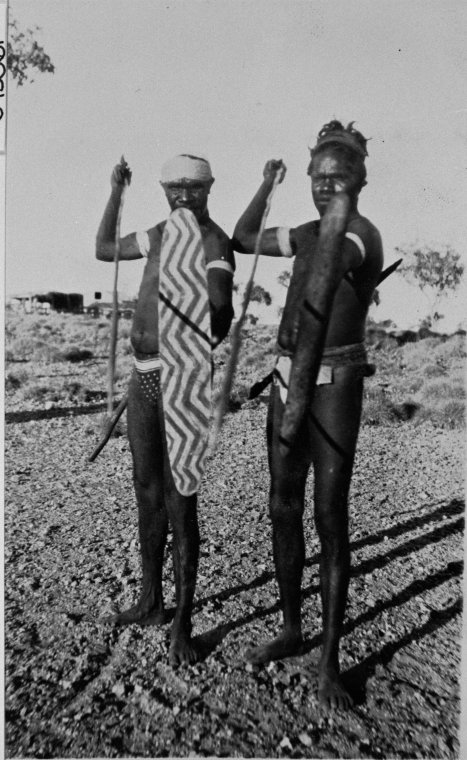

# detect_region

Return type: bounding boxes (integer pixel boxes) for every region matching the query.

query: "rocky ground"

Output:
[4,387,465,758]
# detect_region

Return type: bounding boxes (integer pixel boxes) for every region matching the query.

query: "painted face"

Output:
[310,151,362,216]
[162,178,212,220]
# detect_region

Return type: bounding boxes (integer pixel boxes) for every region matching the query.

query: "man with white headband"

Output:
[96,153,235,665]
[233,121,384,710]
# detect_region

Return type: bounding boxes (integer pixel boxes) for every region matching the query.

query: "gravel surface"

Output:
[4,399,465,758]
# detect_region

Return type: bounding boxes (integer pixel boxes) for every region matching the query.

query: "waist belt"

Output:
[248,342,374,400]
[320,342,367,367]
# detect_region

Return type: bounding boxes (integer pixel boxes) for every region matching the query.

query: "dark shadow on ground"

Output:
[194,499,464,610]
[343,597,463,705]
[5,399,125,424]
[193,512,464,662]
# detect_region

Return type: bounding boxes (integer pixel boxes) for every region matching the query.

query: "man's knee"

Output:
[168,494,199,539]
[314,500,349,556]
[270,487,304,527]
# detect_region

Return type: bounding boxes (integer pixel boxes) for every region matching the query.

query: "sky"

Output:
[5,0,467,329]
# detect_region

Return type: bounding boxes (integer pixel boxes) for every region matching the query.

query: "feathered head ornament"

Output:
[310,120,369,158]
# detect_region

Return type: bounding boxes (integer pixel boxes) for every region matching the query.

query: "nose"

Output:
[321,178,334,193]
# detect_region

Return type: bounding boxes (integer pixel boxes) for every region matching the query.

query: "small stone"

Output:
[111,681,125,697]
[298,732,312,747]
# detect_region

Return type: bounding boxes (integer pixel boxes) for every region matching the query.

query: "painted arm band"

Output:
[206,260,234,274]
[276,227,294,257]
[345,232,366,265]
[136,230,150,257]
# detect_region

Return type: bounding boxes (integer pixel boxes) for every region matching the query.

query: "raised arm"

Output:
[232,159,288,256]
[96,159,142,261]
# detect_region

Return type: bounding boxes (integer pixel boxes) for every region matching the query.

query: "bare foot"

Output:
[245,631,304,665]
[318,667,353,711]
[102,603,173,627]
[169,632,201,666]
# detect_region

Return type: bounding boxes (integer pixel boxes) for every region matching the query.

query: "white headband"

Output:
[160,154,213,183]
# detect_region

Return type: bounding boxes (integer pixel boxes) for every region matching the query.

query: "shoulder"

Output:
[203,217,235,271]
[347,215,382,251]
[345,215,383,280]
[202,217,230,243]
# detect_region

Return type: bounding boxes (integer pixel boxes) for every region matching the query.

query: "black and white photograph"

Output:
[3,1,466,757]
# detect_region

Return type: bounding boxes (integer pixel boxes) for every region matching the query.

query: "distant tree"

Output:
[235,282,272,327]
[396,244,464,326]
[277,270,291,289]
[7,17,55,86]
[245,313,259,326]
[250,284,272,306]
[276,269,291,318]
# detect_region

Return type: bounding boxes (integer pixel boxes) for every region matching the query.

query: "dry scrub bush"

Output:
[366,333,465,428]
[22,383,55,402]
[362,386,400,426]
[422,362,447,378]
[5,369,29,392]
[5,312,97,362]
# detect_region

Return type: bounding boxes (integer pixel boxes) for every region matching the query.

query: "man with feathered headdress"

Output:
[233,121,384,709]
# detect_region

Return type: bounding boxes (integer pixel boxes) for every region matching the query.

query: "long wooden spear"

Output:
[106,155,129,420]
[210,169,282,448]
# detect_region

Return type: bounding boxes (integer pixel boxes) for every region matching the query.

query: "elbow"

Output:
[95,239,115,262]
[211,303,234,346]
[232,228,253,253]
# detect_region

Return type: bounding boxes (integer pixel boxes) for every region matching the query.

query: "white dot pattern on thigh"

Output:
[136,369,160,406]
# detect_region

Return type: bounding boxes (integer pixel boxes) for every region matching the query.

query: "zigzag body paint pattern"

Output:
[158,208,212,496]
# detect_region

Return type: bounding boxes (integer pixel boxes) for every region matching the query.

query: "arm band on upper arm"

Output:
[345,232,366,264]
[206,260,234,274]
[136,231,150,258]
[276,227,294,258]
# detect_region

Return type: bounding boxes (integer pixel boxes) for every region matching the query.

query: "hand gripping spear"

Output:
[107,155,129,418]
[210,168,282,449]
[89,157,129,463]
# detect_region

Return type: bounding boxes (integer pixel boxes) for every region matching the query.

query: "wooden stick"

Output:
[107,156,128,417]
[210,171,282,448]
[279,193,350,456]
[377,258,402,285]
[88,395,128,462]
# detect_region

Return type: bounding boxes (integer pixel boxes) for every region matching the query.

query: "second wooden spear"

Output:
[210,169,282,449]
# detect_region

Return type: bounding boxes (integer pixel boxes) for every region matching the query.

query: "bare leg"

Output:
[166,485,201,665]
[105,371,172,626]
[246,385,311,664]
[310,366,363,709]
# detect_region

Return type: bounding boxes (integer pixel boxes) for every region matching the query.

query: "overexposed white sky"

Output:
[6,0,467,328]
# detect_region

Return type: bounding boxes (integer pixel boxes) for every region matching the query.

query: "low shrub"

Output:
[31,342,65,363]
[421,362,447,378]
[5,369,29,392]
[413,398,465,429]
[22,383,54,402]
[422,378,465,401]
[361,385,399,426]
[62,347,94,362]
